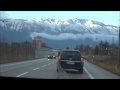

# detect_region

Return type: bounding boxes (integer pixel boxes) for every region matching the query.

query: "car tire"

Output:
[79,69,83,74]
[57,66,58,72]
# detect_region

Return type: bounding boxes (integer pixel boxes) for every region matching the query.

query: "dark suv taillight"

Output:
[58,56,61,61]
[80,57,83,62]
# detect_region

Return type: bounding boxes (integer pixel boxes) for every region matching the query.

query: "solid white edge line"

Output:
[84,67,94,79]
[33,68,39,70]
[16,72,28,77]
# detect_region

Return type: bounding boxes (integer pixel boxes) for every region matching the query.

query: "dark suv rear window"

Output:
[61,51,81,61]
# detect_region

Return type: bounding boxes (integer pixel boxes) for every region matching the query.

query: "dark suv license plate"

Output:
[67,61,74,64]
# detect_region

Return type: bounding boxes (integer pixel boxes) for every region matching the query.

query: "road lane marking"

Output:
[84,67,94,79]
[33,68,39,70]
[42,65,46,67]
[0,58,47,67]
[48,63,51,65]
[16,72,28,77]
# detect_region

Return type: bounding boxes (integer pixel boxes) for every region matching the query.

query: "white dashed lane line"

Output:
[16,61,56,77]
[42,65,46,67]
[33,68,39,70]
[16,72,28,77]
[48,62,55,65]
[48,63,51,65]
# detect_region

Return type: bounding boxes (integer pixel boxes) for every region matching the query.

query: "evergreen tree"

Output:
[74,45,79,50]
[66,46,69,49]
[104,40,109,49]
[94,45,99,55]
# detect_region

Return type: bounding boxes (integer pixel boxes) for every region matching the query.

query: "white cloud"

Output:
[30,32,119,44]
[30,32,81,40]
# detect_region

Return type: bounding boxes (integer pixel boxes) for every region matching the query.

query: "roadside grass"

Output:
[83,55,120,76]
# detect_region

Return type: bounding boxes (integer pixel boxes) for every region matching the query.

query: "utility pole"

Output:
[112,37,114,61]
[0,30,1,43]
[101,43,103,57]
[0,26,1,60]
[3,29,5,58]
[118,12,120,63]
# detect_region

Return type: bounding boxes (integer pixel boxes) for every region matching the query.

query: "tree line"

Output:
[0,39,53,63]
[0,40,35,63]
[74,40,119,56]
[73,40,119,62]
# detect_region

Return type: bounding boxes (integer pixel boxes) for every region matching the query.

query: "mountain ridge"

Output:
[0,18,119,49]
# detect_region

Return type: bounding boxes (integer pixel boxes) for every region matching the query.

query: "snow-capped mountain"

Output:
[0,18,119,49]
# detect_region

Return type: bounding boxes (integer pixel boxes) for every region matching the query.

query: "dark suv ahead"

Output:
[57,50,84,73]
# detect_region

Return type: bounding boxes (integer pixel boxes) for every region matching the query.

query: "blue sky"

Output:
[1,11,120,26]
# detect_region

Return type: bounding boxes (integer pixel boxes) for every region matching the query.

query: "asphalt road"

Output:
[0,58,120,79]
